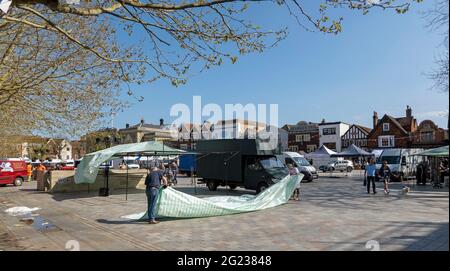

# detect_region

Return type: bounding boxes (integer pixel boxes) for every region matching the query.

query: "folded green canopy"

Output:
[416,145,449,157]
[122,174,303,219]
[74,141,185,184]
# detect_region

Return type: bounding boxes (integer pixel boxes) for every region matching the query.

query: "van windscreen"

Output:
[378,156,400,164]
[293,157,311,167]
[260,157,285,169]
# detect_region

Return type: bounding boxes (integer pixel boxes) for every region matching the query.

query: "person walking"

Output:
[288,164,300,201]
[170,161,179,185]
[379,161,391,195]
[365,158,377,194]
[26,163,33,182]
[145,167,168,224]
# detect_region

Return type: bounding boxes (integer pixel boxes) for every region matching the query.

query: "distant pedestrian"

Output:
[170,161,179,185]
[145,167,168,224]
[288,164,300,201]
[379,161,391,195]
[365,158,377,194]
[416,163,424,185]
[26,163,33,182]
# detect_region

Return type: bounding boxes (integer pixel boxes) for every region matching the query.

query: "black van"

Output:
[196,139,288,193]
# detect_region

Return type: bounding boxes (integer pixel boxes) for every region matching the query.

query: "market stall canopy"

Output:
[304,145,337,159]
[330,144,374,158]
[416,145,449,158]
[371,149,383,158]
[74,141,185,184]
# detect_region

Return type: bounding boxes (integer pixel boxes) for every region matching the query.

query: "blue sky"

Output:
[112,1,449,130]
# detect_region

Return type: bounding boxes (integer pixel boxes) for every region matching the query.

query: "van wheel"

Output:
[229,185,237,190]
[256,182,269,193]
[347,167,353,172]
[207,180,218,191]
[14,177,23,187]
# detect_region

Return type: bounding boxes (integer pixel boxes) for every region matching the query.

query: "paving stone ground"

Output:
[0,171,448,251]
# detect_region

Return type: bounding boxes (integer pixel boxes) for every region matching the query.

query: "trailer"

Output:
[196,139,289,193]
[179,153,197,176]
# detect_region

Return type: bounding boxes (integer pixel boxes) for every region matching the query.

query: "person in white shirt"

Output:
[288,163,300,201]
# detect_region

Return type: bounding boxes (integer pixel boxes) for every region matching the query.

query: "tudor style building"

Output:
[341,124,372,150]
[367,106,418,149]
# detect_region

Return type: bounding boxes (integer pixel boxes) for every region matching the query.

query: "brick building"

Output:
[367,106,418,149]
[282,121,320,153]
[412,120,448,148]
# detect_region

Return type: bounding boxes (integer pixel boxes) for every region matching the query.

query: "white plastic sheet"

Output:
[122,174,302,219]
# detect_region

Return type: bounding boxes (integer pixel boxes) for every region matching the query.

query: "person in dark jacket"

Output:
[145,167,168,224]
[379,161,391,195]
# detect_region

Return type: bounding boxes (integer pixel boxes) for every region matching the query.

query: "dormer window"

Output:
[383,123,390,132]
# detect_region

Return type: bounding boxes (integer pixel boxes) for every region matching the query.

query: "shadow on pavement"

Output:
[51,188,146,201]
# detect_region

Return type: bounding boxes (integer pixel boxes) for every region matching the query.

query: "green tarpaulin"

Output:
[75,141,185,184]
[122,174,303,219]
[416,146,449,157]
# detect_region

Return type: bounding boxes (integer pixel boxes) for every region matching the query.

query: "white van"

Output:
[276,152,319,182]
[376,148,424,181]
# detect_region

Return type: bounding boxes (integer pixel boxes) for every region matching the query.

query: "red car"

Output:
[0,160,27,187]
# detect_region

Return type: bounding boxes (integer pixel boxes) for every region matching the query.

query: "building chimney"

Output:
[321,118,326,124]
[160,118,164,127]
[373,111,378,129]
[406,105,412,118]
[140,118,144,125]
[125,123,130,129]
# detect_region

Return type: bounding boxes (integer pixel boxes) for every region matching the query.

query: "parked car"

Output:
[0,160,27,187]
[326,160,354,172]
[319,165,328,172]
[126,163,140,169]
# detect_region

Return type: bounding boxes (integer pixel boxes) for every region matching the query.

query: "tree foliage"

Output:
[1,0,420,137]
[424,0,449,93]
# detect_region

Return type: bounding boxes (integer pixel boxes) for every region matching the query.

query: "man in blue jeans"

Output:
[145,167,168,224]
[365,158,377,194]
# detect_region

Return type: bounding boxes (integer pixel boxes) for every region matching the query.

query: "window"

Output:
[285,157,295,165]
[383,123,390,132]
[290,146,299,152]
[420,131,434,142]
[66,155,70,159]
[66,147,70,151]
[180,144,188,150]
[322,128,336,135]
[307,145,317,153]
[295,134,311,142]
[378,136,395,147]
[303,134,311,142]
[324,142,336,150]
